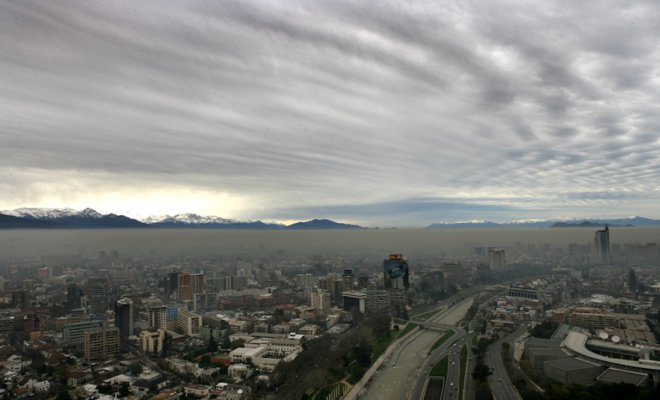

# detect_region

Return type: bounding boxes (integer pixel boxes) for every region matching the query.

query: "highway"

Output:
[484,326,527,400]
[408,297,474,400]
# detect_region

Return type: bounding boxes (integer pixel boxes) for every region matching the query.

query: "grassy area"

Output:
[459,345,467,400]
[371,331,397,362]
[428,330,455,355]
[430,355,449,377]
[413,309,440,321]
[397,322,418,339]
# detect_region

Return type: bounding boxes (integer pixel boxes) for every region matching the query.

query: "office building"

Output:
[297,273,313,298]
[114,298,134,339]
[86,277,111,314]
[84,326,120,361]
[177,272,205,302]
[594,225,611,264]
[140,329,165,354]
[383,254,409,289]
[148,305,167,330]
[342,269,355,291]
[342,290,366,313]
[66,283,84,309]
[176,309,202,336]
[11,290,29,310]
[310,288,331,313]
[489,248,506,270]
[365,289,390,314]
[63,321,103,347]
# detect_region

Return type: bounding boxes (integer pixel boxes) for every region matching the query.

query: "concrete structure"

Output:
[596,368,648,386]
[86,277,110,314]
[562,331,660,382]
[310,288,330,313]
[63,321,102,346]
[365,289,390,314]
[114,298,133,339]
[489,248,506,270]
[84,326,120,361]
[543,357,604,386]
[594,225,611,264]
[177,272,205,302]
[342,290,366,313]
[176,309,202,336]
[140,329,165,354]
[148,305,167,330]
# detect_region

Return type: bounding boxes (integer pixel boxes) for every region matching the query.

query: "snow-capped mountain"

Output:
[142,213,238,225]
[2,207,103,220]
[0,207,145,228]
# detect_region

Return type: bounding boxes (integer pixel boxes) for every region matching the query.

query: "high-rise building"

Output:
[140,329,165,354]
[594,225,611,264]
[342,290,366,313]
[177,272,205,302]
[176,309,202,336]
[310,288,331,313]
[86,277,111,314]
[148,305,167,330]
[114,298,134,339]
[488,248,506,270]
[66,283,84,309]
[11,290,29,310]
[342,269,355,292]
[383,254,409,289]
[297,273,313,298]
[365,289,390,314]
[383,254,409,317]
[166,272,179,298]
[63,321,103,347]
[84,326,120,361]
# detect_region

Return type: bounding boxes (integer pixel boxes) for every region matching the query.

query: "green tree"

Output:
[128,362,143,376]
[119,382,130,397]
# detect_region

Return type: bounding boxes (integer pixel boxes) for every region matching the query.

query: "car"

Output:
[450,382,454,386]
[452,361,456,365]
[498,378,502,382]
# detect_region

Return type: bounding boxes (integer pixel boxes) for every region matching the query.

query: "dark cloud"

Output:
[1,0,660,225]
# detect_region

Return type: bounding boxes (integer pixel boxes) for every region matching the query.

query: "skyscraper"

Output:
[310,288,331,313]
[342,269,355,292]
[114,298,134,339]
[86,277,110,315]
[594,225,611,264]
[488,248,506,270]
[177,272,205,302]
[383,254,409,317]
[148,305,167,330]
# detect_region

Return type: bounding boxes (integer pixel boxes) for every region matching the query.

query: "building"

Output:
[11,290,29,310]
[310,288,331,313]
[84,326,120,361]
[297,273,313,298]
[383,254,409,289]
[383,254,409,317]
[86,277,110,314]
[543,357,604,386]
[148,305,167,330]
[176,309,202,336]
[114,298,134,339]
[342,269,355,291]
[139,330,165,354]
[594,225,611,264]
[63,321,102,347]
[365,289,390,314]
[66,283,84,309]
[489,248,506,270]
[177,272,205,302]
[342,290,366,313]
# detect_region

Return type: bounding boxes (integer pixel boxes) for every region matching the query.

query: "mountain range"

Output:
[0,208,365,230]
[426,216,660,229]
[2,207,660,229]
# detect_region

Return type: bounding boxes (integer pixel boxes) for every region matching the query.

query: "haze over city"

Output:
[2,1,660,226]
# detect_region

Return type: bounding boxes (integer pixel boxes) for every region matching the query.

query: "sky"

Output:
[1,0,660,227]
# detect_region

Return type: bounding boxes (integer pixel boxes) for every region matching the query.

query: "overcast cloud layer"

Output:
[2,0,660,226]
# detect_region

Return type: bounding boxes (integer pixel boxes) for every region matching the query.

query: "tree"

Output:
[230,339,245,350]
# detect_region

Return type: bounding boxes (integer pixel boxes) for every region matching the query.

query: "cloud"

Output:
[1,0,660,226]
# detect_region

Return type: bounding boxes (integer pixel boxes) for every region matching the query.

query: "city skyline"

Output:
[2,1,660,226]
